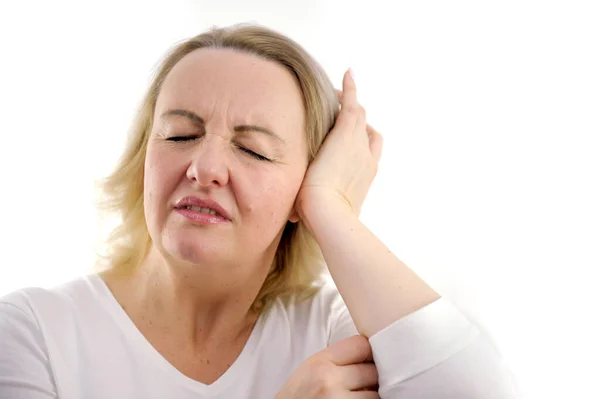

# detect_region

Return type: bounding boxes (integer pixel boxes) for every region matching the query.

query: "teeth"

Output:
[185,206,217,216]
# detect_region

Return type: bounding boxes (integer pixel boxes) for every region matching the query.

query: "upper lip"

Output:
[174,196,231,220]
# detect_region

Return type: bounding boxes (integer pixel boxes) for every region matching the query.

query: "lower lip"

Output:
[175,208,230,225]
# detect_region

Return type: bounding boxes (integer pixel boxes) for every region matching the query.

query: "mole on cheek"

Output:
[272,212,280,225]
[243,202,255,214]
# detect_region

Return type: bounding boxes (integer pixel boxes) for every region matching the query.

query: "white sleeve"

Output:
[368,297,520,398]
[0,298,57,398]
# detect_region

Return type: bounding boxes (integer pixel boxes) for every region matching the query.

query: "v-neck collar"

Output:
[86,273,266,396]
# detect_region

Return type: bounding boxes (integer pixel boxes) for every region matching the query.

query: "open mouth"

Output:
[174,196,231,221]
[182,205,221,217]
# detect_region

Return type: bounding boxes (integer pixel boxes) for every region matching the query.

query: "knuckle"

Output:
[315,379,336,396]
[343,103,359,115]
[315,377,336,394]
[307,359,339,393]
[309,358,335,378]
[359,105,366,118]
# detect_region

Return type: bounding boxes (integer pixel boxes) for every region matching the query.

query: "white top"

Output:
[0,274,519,398]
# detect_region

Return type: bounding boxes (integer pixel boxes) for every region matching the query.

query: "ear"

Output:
[288,208,300,223]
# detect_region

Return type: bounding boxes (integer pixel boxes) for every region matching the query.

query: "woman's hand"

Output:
[275,335,379,398]
[295,69,383,222]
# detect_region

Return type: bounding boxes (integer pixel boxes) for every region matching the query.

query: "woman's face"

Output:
[144,48,308,270]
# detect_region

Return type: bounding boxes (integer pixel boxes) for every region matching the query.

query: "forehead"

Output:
[156,48,305,133]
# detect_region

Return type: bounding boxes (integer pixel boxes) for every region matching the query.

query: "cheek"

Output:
[143,148,181,217]
[235,166,305,222]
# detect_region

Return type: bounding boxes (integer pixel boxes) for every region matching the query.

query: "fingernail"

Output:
[349,67,355,81]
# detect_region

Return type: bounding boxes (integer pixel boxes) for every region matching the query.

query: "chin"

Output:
[163,232,227,266]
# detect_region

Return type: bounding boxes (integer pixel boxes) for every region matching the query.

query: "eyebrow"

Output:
[161,108,284,143]
[161,109,204,125]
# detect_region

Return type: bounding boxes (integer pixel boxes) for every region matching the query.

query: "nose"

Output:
[186,134,230,188]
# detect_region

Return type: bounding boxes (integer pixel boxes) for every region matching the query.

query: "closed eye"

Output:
[236,145,271,162]
[165,136,271,162]
[166,135,198,142]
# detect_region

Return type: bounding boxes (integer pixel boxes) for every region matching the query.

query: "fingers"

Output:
[324,335,373,366]
[340,362,379,391]
[348,391,380,398]
[336,71,369,146]
[335,71,383,161]
[341,71,366,136]
[341,69,359,110]
[334,72,360,136]
[367,124,383,162]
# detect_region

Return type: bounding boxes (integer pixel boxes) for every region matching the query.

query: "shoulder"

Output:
[0,274,108,341]
[0,276,105,398]
[1,275,98,316]
[271,277,345,323]
[268,277,358,346]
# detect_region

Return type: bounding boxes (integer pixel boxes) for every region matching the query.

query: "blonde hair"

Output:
[95,23,340,312]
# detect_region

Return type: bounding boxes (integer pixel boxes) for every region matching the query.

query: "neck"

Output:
[102,244,274,346]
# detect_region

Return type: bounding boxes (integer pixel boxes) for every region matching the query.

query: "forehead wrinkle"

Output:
[159,48,304,145]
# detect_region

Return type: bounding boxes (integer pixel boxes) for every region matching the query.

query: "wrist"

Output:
[298,196,357,238]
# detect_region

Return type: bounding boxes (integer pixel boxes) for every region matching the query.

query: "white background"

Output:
[0,1,598,398]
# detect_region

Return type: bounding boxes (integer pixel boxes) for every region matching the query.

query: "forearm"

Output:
[303,205,441,338]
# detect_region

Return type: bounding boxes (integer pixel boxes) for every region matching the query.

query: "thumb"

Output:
[323,335,373,366]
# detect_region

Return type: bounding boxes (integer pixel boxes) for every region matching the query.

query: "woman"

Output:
[0,24,519,398]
